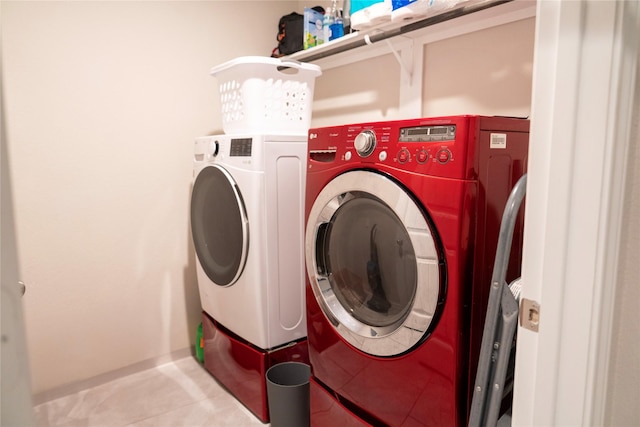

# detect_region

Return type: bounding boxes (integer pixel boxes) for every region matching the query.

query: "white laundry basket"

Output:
[211,56,322,135]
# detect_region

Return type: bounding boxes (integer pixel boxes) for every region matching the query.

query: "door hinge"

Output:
[520,298,540,332]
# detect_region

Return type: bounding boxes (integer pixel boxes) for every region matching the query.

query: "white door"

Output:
[1,121,35,424]
[513,1,640,425]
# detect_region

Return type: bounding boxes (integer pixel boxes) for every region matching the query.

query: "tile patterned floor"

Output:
[33,357,267,427]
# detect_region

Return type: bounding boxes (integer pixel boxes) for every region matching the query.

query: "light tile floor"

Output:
[34,357,267,427]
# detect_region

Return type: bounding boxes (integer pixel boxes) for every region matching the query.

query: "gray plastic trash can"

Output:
[266,362,311,427]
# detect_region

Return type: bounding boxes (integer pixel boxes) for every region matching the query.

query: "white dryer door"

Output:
[306,170,443,357]
[191,165,249,287]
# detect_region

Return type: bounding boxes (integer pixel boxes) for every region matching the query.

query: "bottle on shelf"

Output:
[323,6,335,42]
[323,0,345,42]
[331,6,345,40]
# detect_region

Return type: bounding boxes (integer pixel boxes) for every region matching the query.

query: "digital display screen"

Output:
[430,127,448,135]
[399,125,456,142]
[230,138,252,157]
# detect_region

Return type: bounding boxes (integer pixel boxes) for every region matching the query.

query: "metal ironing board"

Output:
[468,173,527,427]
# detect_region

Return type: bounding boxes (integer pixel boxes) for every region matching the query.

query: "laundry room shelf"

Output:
[287,0,536,71]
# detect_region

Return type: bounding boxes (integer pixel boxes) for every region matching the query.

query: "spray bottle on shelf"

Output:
[322,5,335,43]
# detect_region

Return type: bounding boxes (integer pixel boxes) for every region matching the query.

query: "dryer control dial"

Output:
[354,130,376,157]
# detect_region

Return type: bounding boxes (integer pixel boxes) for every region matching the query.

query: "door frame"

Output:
[513,1,639,425]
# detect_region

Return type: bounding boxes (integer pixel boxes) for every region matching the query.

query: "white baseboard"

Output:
[32,347,195,406]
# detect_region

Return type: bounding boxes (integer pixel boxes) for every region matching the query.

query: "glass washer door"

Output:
[191,165,249,287]
[306,170,443,357]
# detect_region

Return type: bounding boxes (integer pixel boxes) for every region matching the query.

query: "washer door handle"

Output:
[314,222,331,277]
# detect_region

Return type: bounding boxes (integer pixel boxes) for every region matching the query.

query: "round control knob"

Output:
[436,148,452,164]
[417,149,429,164]
[354,130,376,157]
[212,140,220,157]
[397,148,410,164]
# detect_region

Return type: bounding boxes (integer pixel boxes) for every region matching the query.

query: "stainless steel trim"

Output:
[305,170,441,356]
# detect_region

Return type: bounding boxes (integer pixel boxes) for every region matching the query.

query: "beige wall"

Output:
[2,0,298,396]
[421,18,534,117]
[311,53,402,127]
[311,18,535,128]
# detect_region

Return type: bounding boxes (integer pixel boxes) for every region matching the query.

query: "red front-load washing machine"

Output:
[304,116,529,426]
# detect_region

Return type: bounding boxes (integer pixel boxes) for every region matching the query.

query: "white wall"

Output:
[2,0,298,397]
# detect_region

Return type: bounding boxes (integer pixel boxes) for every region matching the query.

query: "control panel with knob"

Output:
[354,130,377,157]
[308,117,530,183]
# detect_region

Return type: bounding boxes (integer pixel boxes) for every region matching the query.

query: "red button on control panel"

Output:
[397,148,410,164]
[417,149,429,164]
[436,149,452,164]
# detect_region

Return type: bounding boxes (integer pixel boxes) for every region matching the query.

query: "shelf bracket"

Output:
[364,33,414,83]
[386,39,413,84]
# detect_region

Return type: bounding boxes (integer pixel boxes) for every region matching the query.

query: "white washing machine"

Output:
[190,134,307,350]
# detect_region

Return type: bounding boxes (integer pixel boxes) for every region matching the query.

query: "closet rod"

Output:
[289,0,512,63]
